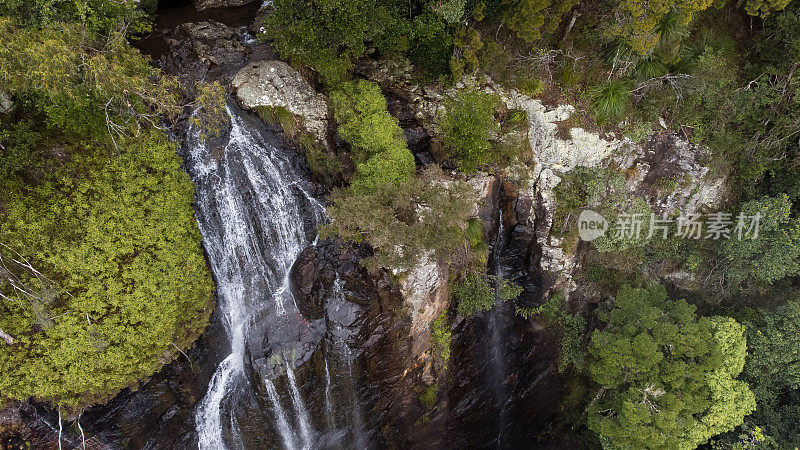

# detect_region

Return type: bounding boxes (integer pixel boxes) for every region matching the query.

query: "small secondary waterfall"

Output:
[488,211,511,446]
[187,105,323,449]
[322,275,370,447]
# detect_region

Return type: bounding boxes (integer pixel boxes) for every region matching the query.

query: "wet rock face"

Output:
[232,60,330,145]
[154,19,276,86]
[163,21,247,82]
[192,0,258,11]
[290,240,400,335]
[289,240,435,446]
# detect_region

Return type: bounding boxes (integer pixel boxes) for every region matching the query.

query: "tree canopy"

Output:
[587,285,755,449]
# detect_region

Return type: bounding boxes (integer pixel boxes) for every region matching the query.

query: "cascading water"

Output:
[186,105,324,449]
[488,211,511,446]
[322,275,370,448]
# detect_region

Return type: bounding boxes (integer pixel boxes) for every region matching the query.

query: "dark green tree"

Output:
[264,0,401,85]
[440,89,500,172]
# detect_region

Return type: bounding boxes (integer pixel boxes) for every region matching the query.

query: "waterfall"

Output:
[187,105,321,449]
[325,276,369,447]
[285,364,314,448]
[264,379,297,450]
[323,358,334,428]
[488,211,510,446]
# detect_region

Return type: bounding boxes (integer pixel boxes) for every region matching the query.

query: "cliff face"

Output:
[4,6,731,448]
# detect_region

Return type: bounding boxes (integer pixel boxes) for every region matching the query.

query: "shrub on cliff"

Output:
[330,80,415,194]
[453,270,522,316]
[440,89,500,172]
[322,166,477,271]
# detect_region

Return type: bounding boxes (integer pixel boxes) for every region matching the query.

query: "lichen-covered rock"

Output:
[503,90,726,290]
[0,91,14,114]
[399,253,450,359]
[232,61,329,144]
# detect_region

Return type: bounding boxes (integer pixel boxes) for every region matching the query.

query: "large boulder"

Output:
[232,61,329,144]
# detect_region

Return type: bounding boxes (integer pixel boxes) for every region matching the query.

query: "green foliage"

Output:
[431,311,452,369]
[440,89,500,172]
[330,80,415,193]
[0,119,41,178]
[256,105,300,138]
[453,270,521,316]
[322,165,477,271]
[590,79,631,124]
[450,26,484,80]
[408,12,453,77]
[466,218,489,263]
[350,145,416,194]
[517,77,545,97]
[608,0,714,54]
[0,131,214,407]
[587,285,755,449]
[419,384,437,409]
[719,195,800,286]
[735,303,800,448]
[0,6,213,409]
[190,82,228,141]
[0,18,181,139]
[264,0,400,86]
[551,167,628,250]
[0,0,151,37]
[432,0,466,23]
[500,0,548,42]
[304,144,342,185]
[744,0,792,16]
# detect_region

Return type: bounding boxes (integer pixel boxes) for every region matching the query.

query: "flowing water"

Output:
[186,105,324,449]
[488,211,512,447]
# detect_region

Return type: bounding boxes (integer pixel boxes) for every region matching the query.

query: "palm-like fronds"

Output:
[591,80,631,123]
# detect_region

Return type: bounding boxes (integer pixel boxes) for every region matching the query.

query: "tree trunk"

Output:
[561,11,581,43]
[0,327,14,345]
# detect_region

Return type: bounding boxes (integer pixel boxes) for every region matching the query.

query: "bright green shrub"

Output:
[351,145,416,194]
[431,311,452,369]
[0,131,214,407]
[453,270,521,316]
[330,80,415,194]
[330,80,408,163]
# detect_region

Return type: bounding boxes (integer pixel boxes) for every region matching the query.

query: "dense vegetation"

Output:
[263,0,800,446]
[3,0,800,446]
[0,0,214,408]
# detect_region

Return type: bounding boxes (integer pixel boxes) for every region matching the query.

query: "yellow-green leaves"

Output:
[0,130,214,408]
